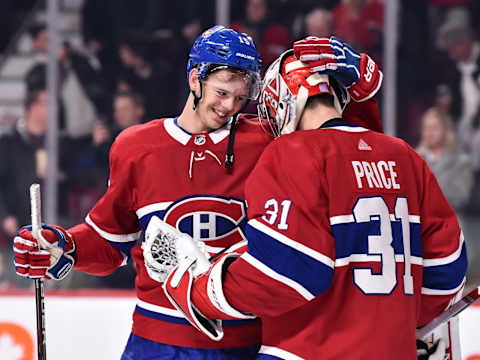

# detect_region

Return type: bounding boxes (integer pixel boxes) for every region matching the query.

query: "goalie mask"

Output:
[258,50,350,137]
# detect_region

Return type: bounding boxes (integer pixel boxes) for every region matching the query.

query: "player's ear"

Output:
[189,69,201,94]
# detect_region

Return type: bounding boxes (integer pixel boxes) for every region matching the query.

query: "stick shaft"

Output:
[30,184,47,360]
[416,286,480,338]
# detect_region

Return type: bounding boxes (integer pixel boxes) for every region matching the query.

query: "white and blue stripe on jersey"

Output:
[244,219,334,300]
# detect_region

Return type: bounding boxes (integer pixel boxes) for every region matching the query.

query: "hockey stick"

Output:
[416,286,480,339]
[31,183,47,360]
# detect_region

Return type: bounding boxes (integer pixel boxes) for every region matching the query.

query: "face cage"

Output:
[257,94,296,138]
[257,100,279,138]
[257,75,298,138]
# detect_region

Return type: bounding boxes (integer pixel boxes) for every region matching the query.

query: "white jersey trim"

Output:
[164,118,190,145]
[335,254,423,267]
[163,117,231,145]
[259,345,305,360]
[136,202,173,218]
[422,277,466,295]
[209,120,232,144]
[249,219,334,268]
[241,252,315,301]
[85,214,141,243]
[326,125,368,132]
[423,231,464,267]
[330,213,421,225]
[205,240,247,255]
[137,298,183,317]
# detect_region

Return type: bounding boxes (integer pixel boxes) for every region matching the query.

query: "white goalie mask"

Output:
[257,50,350,137]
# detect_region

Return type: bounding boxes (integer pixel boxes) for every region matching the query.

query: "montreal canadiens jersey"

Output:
[222,120,467,359]
[85,115,270,348]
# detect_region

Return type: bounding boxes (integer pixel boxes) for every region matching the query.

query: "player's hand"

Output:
[13,224,75,280]
[417,339,446,360]
[293,36,383,102]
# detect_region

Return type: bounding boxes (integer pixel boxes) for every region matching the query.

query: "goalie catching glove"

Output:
[293,36,382,102]
[13,224,75,280]
[143,216,254,341]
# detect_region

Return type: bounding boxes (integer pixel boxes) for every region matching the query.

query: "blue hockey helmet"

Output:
[187,25,262,100]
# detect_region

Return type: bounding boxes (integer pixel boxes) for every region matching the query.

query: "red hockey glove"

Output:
[14,224,75,280]
[293,36,383,102]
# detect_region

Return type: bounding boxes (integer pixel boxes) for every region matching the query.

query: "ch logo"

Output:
[163,196,247,248]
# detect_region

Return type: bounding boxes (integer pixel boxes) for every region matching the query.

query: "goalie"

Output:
[153,37,468,359]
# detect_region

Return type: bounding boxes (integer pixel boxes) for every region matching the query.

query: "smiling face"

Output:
[190,69,251,132]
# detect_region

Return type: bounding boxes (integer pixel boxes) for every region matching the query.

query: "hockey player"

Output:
[158,37,468,359]
[14,26,268,359]
[12,29,383,358]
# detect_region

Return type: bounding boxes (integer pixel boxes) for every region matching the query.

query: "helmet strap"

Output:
[192,81,203,110]
[225,114,238,170]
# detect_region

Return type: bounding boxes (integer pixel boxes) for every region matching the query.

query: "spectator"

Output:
[24,24,109,138]
[0,90,67,287]
[0,90,49,236]
[64,91,146,224]
[331,0,383,55]
[435,7,480,150]
[230,0,291,70]
[463,109,480,214]
[416,107,473,212]
[304,7,333,38]
[117,38,178,119]
[93,91,146,178]
[0,251,17,290]
[27,23,48,60]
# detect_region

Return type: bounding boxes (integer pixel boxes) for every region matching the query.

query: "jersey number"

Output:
[353,196,413,295]
[262,199,291,230]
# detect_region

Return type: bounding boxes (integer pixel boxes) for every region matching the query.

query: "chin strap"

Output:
[225,114,238,170]
[192,82,203,110]
[225,99,251,171]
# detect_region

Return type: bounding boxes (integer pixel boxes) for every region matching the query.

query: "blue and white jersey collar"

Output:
[320,118,368,133]
[163,117,232,145]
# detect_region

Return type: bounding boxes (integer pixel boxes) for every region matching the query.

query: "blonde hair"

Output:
[416,107,456,153]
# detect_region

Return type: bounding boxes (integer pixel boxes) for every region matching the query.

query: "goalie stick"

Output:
[31,183,47,360]
[416,286,480,339]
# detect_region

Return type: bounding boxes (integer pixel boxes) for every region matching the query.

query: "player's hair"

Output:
[28,23,46,39]
[305,93,335,110]
[24,90,44,110]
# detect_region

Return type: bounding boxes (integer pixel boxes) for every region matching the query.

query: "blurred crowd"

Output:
[0,0,480,290]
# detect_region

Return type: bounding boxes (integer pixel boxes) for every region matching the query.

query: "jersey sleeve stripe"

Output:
[423,231,465,267]
[245,222,334,297]
[136,298,258,327]
[86,214,142,242]
[241,253,315,301]
[422,277,466,295]
[249,219,335,267]
[258,345,305,360]
[137,298,182,317]
[332,219,422,258]
[422,242,467,291]
[136,202,173,218]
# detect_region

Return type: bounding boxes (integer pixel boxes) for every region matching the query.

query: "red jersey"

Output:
[74,116,270,348]
[222,121,467,359]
